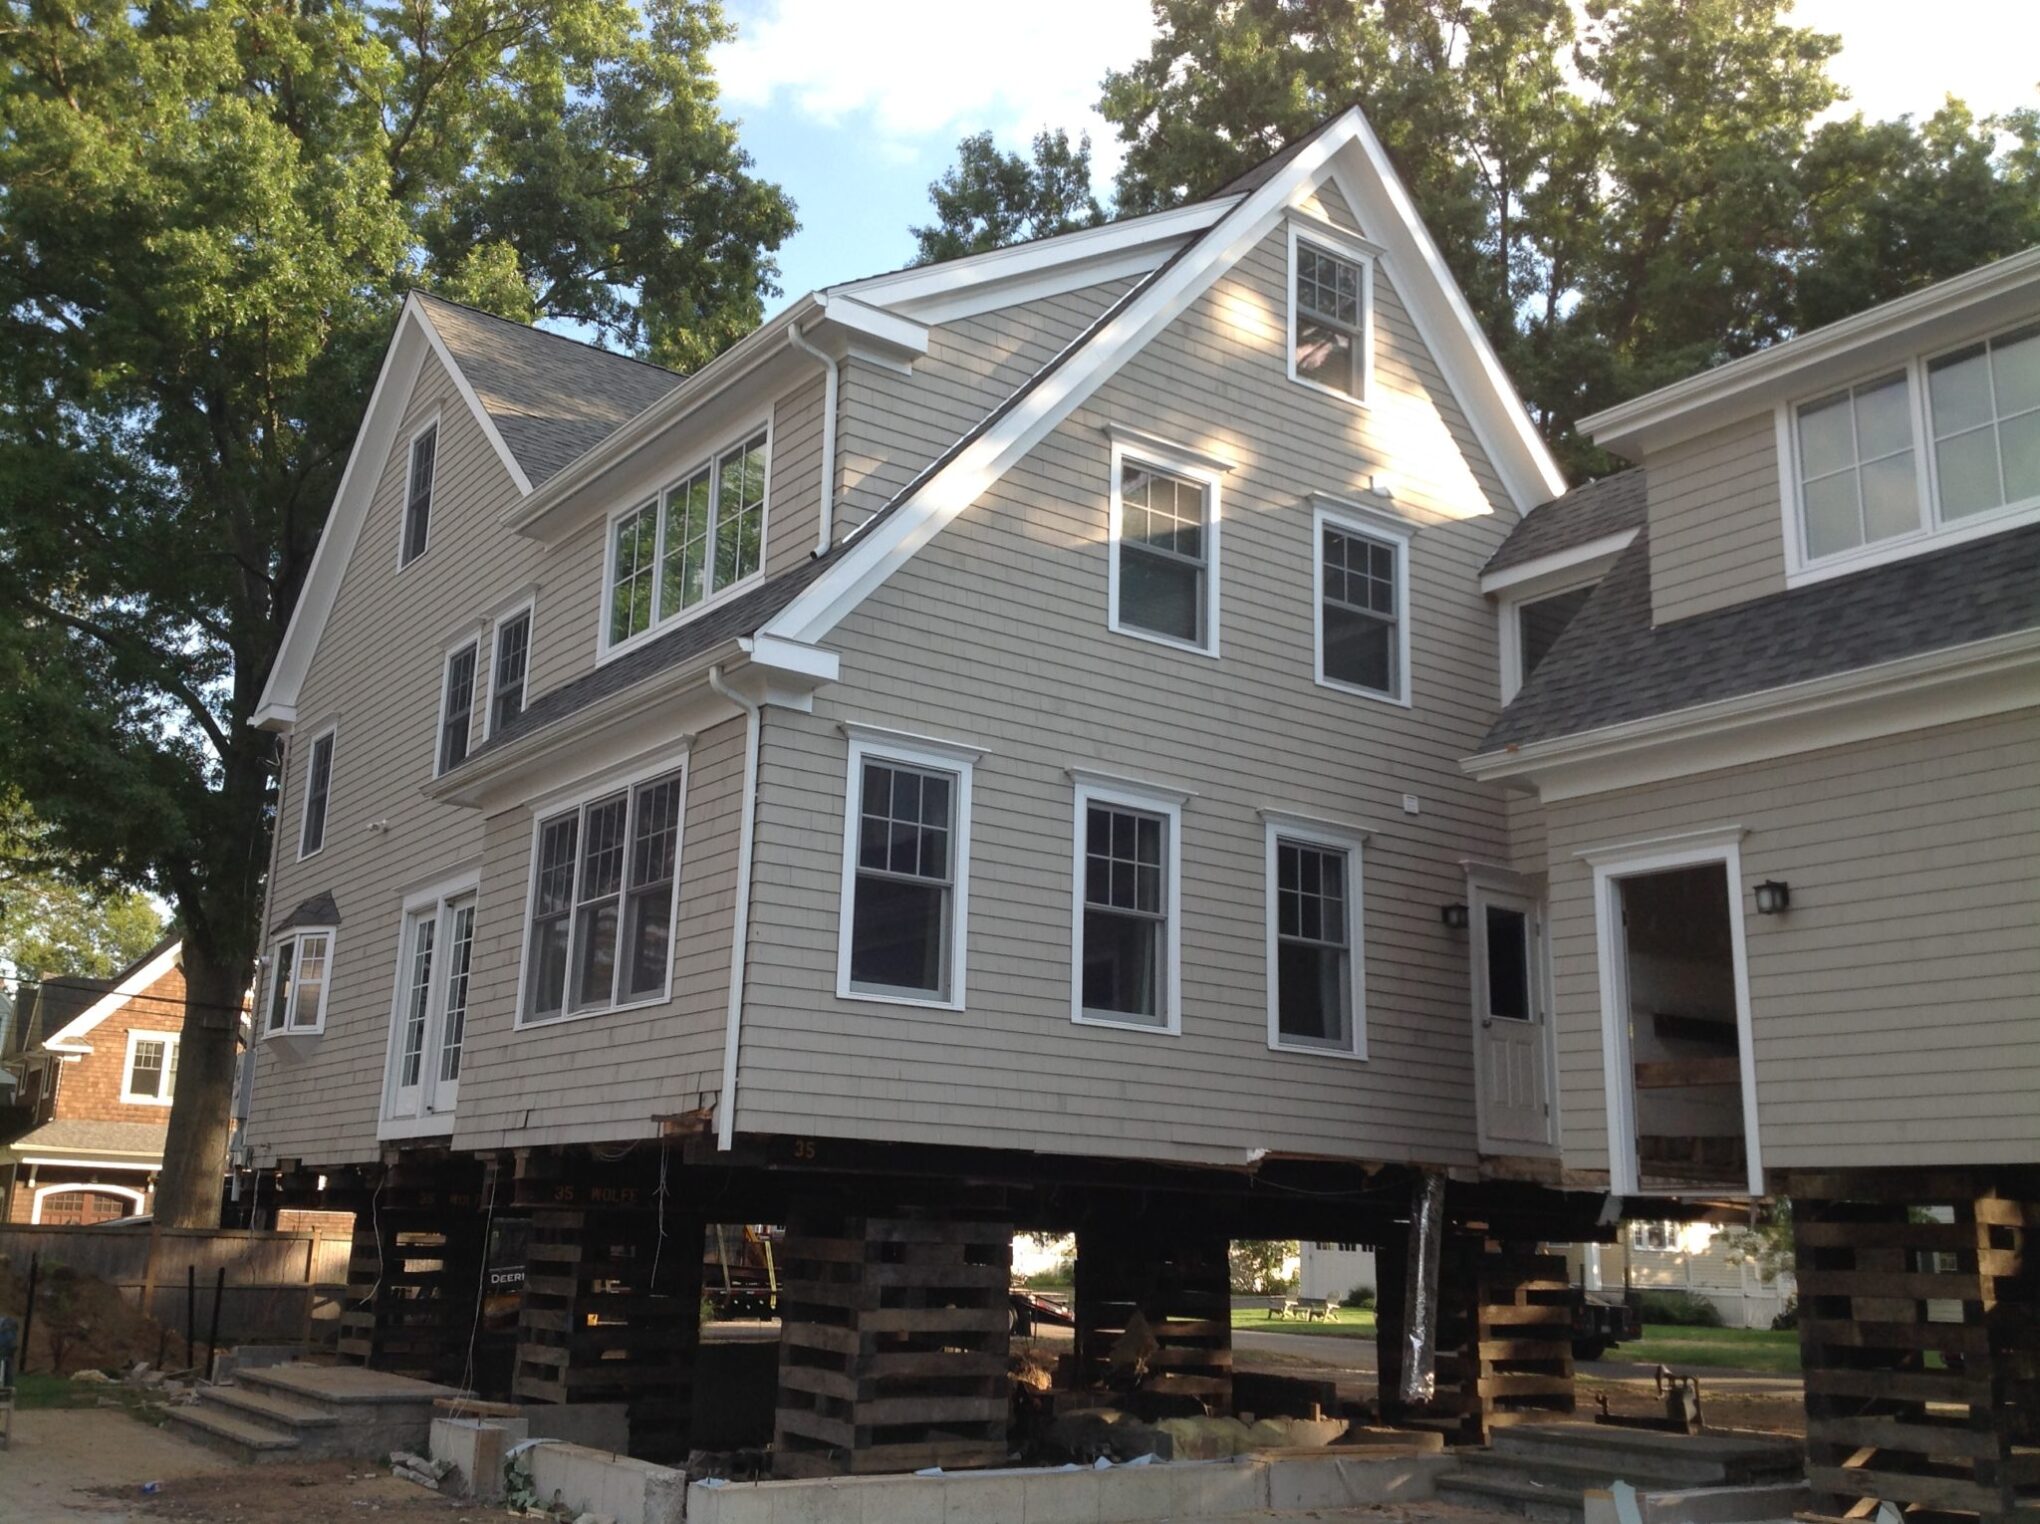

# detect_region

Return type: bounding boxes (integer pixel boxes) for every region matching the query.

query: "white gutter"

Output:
[785,320,840,555]
[706,664,762,1151]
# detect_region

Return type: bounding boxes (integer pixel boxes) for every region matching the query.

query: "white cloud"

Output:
[714,0,1157,174]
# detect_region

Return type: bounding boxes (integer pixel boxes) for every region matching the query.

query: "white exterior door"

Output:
[1473,886,1554,1151]
[383,887,475,1135]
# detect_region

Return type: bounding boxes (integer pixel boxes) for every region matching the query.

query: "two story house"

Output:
[1,936,186,1223]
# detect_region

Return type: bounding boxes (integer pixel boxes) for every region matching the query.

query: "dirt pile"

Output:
[0,1252,190,1374]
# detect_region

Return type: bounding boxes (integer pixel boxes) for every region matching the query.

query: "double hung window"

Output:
[122,1033,180,1104]
[490,608,532,736]
[438,641,478,774]
[1315,505,1410,702]
[1264,819,1366,1057]
[1287,224,1374,403]
[605,430,768,650]
[1109,441,1222,654]
[522,767,684,1023]
[1072,777,1183,1032]
[298,729,334,858]
[837,734,974,1007]
[265,928,333,1036]
[402,422,437,566]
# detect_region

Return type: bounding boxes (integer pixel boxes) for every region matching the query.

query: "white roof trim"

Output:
[1582,246,2040,456]
[41,941,182,1051]
[763,108,1563,648]
[252,297,533,730]
[1479,528,1639,596]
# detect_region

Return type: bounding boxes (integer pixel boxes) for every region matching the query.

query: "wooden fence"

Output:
[0,1222,353,1346]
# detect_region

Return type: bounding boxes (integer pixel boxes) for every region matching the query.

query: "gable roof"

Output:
[1484,469,1648,577]
[413,294,683,488]
[7,1118,169,1159]
[1475,521,2040,756]
[38,936,182,1054]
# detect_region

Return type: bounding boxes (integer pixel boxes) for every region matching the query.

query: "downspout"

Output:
[785,320,839,555]
[707,664,762,1151]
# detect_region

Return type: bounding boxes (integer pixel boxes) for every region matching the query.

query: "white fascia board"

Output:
[762,122,1365,648]
[1324,124,1567,511]
[1463,625,2040,801]
[252,298,534,730]
[809,293,930,364]
[42,941,183,1050]
[738,633,841,683]
[1479,528,1639,596]
[834,199,1235,323]
[1582,245,2040,456]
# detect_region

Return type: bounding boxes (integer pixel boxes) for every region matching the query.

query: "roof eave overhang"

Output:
[1479,528,1639,598]
[1463,625,2040,803]
[500,295,929,546]
[423,638,839,810]
[1581,246,2040,458]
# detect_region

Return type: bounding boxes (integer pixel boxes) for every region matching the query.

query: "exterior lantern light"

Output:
[1440,902,1470,930]
[1753,880,1791,915]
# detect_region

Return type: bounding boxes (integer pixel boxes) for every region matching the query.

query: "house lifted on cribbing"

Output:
[244,103,2037,1509]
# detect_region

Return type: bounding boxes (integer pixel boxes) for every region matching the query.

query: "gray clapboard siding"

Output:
[1645,412,1789,625]
[732,189,1525,1168]
[1541,708,2040,1174]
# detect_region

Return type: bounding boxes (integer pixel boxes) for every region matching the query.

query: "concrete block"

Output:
[684,1481,772,1524]
[1163,1458,1267,1518]
[1020,1466,1100,1524]
[868,1477,943,1524]
[772,1476,868,1524]
[528,1440,687,1524]
[430,1416,528,1501]
[945,1470,1027,1524]
[1093,1465,1180,1524]
[523,1402,631,1454]
[1264,1452,1450,1510]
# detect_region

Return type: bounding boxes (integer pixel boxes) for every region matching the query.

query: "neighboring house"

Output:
[0,937,186,1224]
[1298,1241,1376,1303]
[1560,1225,1795,1330]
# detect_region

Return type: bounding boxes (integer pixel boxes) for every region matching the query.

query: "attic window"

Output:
[402,422,437,567]
[1287,223,1375,404]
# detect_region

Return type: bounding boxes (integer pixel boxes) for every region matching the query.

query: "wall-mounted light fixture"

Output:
[1440,902,1470,930]
[1753,880,1790,915]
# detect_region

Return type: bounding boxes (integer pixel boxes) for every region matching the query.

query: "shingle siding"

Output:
[1644,413,1788,624]
[731,183,1520,1168]
[1540,708,2040,1173]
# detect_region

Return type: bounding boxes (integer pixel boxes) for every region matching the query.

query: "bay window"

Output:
[265,927,333,1037]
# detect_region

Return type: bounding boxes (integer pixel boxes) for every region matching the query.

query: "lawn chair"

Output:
[1266,1296,1299,1319]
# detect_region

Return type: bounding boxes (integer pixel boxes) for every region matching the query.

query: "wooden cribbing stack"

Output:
[1789,1168,2036,1524]
[772,1207,1012,1478]
[337,1166,484,1384]
[1073,1227,1233,1415]
[511,1203,704,1463]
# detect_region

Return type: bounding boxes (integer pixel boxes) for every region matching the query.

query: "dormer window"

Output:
[603,426,769,654]
[1286,222,1375,404]
[1782,321,2040,583]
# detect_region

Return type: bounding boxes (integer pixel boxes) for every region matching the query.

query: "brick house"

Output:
[0,936,186,1224]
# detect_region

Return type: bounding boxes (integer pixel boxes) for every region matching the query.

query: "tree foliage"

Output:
[1228,1239,1300,1294]
[913,129,1107,265]
[914,0,2038,476]
[0,0,793,1225]
[1,796,167,979]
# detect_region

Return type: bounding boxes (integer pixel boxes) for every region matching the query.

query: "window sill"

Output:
[836,987,964,1013]
[119,1095,176,1108]
[1073,1010,1179,1036]
[597,573,767,667]
[1785,494,2040,589]
[1314,672,1411,708]
[516,990,672,1032]
[1107,621,1220,662]
[260,1028,324,1059]
[1268,1038,1370,1063]
[1286,370,1371,412]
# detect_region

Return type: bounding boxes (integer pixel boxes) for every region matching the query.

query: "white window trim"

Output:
[513,751,689,1030]
[380,868,480,1138]
[482,597,537,740]
[435,633,482,777]
[1498,570,1602,704]
[1776,329,2040,588]
[395,412,442,572]
[1107,438,1223,659]
[119,1029,180,1106]
[31,1181,146,1224]
[1069,773,1185,1036]
[1261,814,1369,1061]
[833,730,979,1012]
[597,415,773,664]
[295,723,337,862]
[261,926,337,1040]
[1580,825,1763,1198]
[1284,216,1380,408]
[1312,498,1413,707]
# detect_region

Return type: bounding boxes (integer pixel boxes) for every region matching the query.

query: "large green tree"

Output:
[912,129,1108,265]
[2,796,167,979]
[0,0,794,1226]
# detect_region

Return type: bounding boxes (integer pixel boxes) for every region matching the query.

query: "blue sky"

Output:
[711,0,2040,312]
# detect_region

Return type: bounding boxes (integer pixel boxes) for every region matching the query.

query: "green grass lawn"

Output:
[10,1371,178,1416]
[1619,1324,1801,1373]
[1231,1304,1378,1338]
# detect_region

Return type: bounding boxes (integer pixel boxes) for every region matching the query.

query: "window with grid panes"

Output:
[438,641,477,774]
[1080,803,1168,1025]
[606,431,768,649]
[847,759,957,998]
[490,610,531,734]
[1116,460,1210,647]
[402,423,437,565]
[1294,241,1366,398]
[1320,524,1400,696]
[1274,839,1353,1048]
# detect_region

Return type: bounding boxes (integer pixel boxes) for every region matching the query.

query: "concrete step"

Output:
[1492,1423,1802,1484]
[166,1402,304,1465]
[204,1382,342,1434]
[1437,1469,1590,1523]
[1449,1447,1735,1493]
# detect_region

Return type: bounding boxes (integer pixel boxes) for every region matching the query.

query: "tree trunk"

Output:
[155,944,245,1229]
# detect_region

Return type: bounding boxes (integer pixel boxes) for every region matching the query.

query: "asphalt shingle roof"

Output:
[1481,520,2040,752]
[272,892,340,934]
[1484,468,1649,576]
[10,1118,168,1157]
[414,294,684,488]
